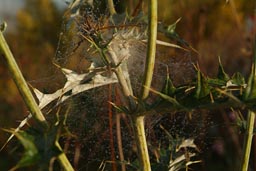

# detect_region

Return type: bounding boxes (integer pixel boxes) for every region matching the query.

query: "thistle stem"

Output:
[140,0,158,100]
[240,110,255,171]
[108,0,117,15]
[131,1,158,170]
[0,27,48,130]
[132,115,151,171]
[56,142,74,171]
[0,24,74,171]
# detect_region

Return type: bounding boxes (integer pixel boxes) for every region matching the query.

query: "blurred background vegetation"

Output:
[0,0,256,170]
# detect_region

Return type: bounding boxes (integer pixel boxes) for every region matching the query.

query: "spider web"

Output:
[24,1,241,170]
[51,2,200,170]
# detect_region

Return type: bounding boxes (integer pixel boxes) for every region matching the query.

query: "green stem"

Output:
[0,25,74,171]
[140,0,158,100]
[131,1,158,170]
[240,110,255,171]
[108,0,117,15]
[56,142,74,171]
[131,116,151,171]
[0,29,48,130]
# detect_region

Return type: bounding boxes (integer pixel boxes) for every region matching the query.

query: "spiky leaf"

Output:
[5,130,40,170]
[231,72,246,87]
[244,41,256,100]
[158,18,189,46]
[195,69,210,99]
[162,71,176,96]
[149,87,184,109]
[166,18,181,34]
[217,56,230,81]
[109,102,130,114]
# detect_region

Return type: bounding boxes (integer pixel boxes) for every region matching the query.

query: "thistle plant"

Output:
[0,0,255,171]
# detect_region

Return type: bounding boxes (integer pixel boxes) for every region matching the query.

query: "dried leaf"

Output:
[176,138,198,152]
[33,67,118,109]
[169,153,195,171]
[2,66,118,151]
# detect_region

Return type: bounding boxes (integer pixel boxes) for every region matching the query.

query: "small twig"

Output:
[115,87,126,171]
[132,0,143,17]
[116,114,126,171]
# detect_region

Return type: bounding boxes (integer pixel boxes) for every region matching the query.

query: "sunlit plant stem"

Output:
[0,25,48,130]
[133,0,158,170]
[108,0,117,15]
[0,23,74,171]
[240,110,255,171]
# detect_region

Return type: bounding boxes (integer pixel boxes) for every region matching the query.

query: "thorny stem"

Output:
[0,24,74,171]
[0,27,48,130]
[132,1,158,171]
[108,0,158,165]
[240,110,255,171]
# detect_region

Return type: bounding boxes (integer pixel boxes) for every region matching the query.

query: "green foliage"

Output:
[5,124,62,171]
[195,67,211,99]
[7,130,40,170]
[148,56,252,112]
[162,70,176,96]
